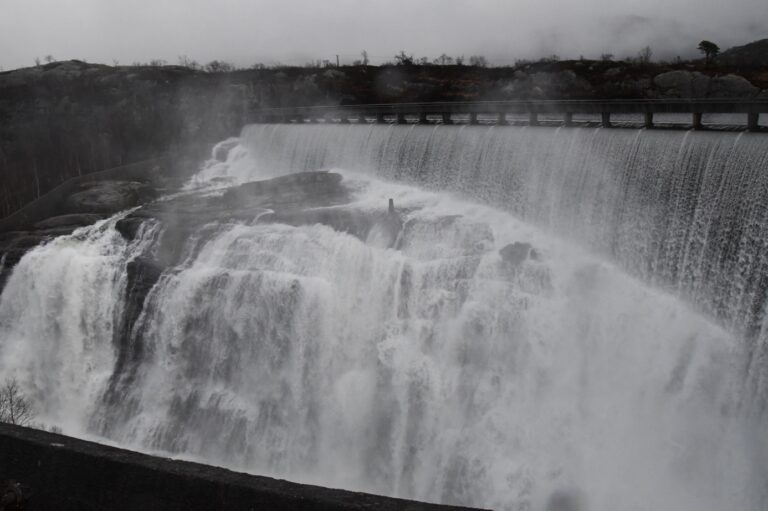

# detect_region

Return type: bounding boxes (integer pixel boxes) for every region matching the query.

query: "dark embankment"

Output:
[0,422,483,511]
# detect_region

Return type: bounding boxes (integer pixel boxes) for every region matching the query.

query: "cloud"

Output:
[0,0,765,70]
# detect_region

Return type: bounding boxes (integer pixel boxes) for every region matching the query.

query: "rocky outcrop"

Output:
[0,172,161,291]
[65,181,156,215]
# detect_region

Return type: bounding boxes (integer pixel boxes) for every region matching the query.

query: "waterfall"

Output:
[1,125,767,511]
[201,124,768,406]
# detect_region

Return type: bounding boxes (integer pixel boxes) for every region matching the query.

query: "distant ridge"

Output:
[721,39,768,66]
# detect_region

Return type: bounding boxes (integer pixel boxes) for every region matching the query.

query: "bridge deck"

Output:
[253,99,768,131]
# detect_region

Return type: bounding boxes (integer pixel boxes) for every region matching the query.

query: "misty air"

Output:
[0,1,767,510]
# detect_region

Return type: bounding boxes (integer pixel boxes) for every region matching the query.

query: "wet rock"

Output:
[115,217,147,242]
[33,213,104,229]
[221,171,346,208]
[499,242,540,266]
[64,180,156,214]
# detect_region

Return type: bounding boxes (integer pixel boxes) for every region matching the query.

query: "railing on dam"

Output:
[253,99,768,131]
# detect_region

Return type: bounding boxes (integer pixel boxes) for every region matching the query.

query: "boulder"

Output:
[653,70,758,98]
[64,181,156,214]
[115,217,147,242]
[708,74,759,98]
[653,70,695,97]
[499,242,540,266]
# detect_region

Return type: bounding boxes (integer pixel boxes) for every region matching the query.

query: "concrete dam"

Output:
[1,123,768,510]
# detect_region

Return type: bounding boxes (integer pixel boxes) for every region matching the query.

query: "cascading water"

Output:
[1,124,767,510]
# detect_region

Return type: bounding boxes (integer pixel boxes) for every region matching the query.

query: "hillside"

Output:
[720,39,768,67]
[0,56,766,218]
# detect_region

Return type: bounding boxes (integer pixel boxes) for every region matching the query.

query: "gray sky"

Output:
[1,0,766,70]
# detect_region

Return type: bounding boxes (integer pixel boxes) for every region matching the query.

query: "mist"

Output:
[1,0,766,70]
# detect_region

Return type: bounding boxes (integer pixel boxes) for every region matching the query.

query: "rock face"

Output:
[65,181,156,214]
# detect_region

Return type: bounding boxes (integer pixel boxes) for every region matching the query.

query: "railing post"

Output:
[358,113,367,124]
[529,112,538,126]
[339,114,349,124]
[748,113,760,132]
[692,112,704,130]
[497,112,508,126]
[441,112,453,124]
[396,113,407,124]
[469,112,479,125]
[563,112,573,127]
[644,112,654,129]
[601,112,612,128]
[418,112,430,124]
[376,113,386,124]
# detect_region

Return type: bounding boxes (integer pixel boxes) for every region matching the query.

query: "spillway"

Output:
[1,124,768,511]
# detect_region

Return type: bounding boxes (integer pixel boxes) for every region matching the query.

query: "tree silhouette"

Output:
[0,378,34,427]
[394,51,414,66]
[698,40,720,65]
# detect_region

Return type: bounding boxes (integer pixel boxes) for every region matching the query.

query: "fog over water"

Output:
[1,0,766,69]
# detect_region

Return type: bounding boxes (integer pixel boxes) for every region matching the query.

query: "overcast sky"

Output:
[1,0,766,70]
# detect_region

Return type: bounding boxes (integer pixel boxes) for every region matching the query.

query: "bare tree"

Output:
[177,55,199,70]
[0,378,34,427]
[360,50,369,66]
[394,51,414,66]
[637,46,653,64]
[469,55,488,67]
[204,60,235,72]
[44,55,54,63]
[34,57,41,67]
[600,53,614,62]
